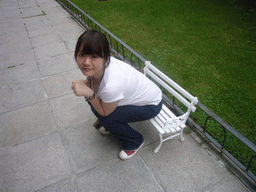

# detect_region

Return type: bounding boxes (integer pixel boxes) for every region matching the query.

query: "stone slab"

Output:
[0,79,46,113]
[49,94,95,130]
[64,39,77,52]
[1,43,31,57]
[43,6,72,18]
[34,42,68,60]
[0,37,31,55]
[0,0,19,11]
[0,132,72,192]
[18,0,38,8]
[48,15,76,26]
[30,33,63,48]
[0,20,26,36]
[0,101,57,148]
[37,175,77,192]
[139,134,231,192]
[38,53,77,77]
[0,61,40,87]
[0,49,35,70]
[54,22,83,41]
[75,156,163,192]
[37,0,60,9]
[60,118,122,174]
[25,17,53,32]
[0,30,28,47]
[204,175,250,192]
[0,1,21,19]
[42,69,84,99]
[27,26,56,38]
[21,6,43,18]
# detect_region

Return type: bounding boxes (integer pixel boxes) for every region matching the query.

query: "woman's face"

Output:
[76,48,105,79]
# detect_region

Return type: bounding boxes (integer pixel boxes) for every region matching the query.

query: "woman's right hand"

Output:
[71,79,93,98]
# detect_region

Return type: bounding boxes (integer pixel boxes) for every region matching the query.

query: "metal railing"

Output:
[56,0,256,183]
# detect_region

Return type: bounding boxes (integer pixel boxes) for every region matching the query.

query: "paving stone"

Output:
[0,132,72,192]
[75,156,163,192]
[37,0,60,9]
[28,25,56,38]
[0,30,28,46]
[24,14,49,27]
[64,39,78,52]
[54,22,84,41]
[0,49,35,70]
[204,174,250,192]
[0,18,25,34]
[0,79,46,113]
[0,101,57,148]
[18,0,38,8]
[34,42,68,60]
[44,6,73,19]
[37,175,77,192]
[0,61,40,87]
[48,15,76,26]
[30,33,63,48]
[0,38,31,55]
[0,0,19,10]
[0,2,21,19]
[60,119,122,174]
[50,94,95,130]
[38,53,77,77]
[21,6,43,18]
[25,17,52,32]
[42,69,84,99]
[139,134,228,192]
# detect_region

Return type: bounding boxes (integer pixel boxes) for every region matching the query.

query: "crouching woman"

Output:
[72,29,162,160]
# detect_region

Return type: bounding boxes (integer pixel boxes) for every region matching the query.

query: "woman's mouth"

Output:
[82,68,91,72]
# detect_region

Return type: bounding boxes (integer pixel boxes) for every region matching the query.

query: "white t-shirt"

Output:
[97,57,162,106]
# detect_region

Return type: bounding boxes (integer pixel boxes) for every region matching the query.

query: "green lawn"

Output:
[69,0,256,172]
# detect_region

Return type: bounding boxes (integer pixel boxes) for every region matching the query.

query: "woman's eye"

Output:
[92,55,98,59]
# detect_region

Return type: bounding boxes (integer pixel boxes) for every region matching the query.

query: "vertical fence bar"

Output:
[247,155,256,171]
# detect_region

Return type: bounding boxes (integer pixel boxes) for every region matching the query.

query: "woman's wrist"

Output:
[84,91,95,101]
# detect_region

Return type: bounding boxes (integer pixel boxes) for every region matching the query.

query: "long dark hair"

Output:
[75,29,111,67]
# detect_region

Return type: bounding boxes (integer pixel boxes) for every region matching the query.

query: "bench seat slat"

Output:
[149,118,165,134]
[153,116,172,134]
[162,105,176,118]
[157,111,168,123]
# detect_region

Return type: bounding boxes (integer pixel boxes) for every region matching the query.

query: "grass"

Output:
[69,0,256,173]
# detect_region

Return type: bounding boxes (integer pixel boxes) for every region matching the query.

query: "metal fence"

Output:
[56,0,256,183]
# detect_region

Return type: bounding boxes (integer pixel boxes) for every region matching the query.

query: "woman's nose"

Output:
[83,56,90,65]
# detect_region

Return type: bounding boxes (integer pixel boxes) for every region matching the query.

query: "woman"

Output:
[72,29,162,160]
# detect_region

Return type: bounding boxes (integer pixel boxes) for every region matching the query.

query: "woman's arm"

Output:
[71,80,119,116]
[90,97,119,116]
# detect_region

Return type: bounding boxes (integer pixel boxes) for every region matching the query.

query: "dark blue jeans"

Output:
[90,101,162,150]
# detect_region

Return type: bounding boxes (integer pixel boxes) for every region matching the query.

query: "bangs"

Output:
[80,39,104,57]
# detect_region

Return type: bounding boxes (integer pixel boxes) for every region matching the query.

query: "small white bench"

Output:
[144,61,198,153]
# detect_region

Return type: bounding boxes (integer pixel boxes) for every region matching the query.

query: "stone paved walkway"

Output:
[0,0,254,191]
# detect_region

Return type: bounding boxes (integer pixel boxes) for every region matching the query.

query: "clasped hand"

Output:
[71,79,93,97]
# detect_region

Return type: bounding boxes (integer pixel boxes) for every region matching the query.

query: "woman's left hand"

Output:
[71,80,93,97]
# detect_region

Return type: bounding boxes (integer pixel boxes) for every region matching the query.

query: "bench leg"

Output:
[154,133,163,153]
[180,129,185,142]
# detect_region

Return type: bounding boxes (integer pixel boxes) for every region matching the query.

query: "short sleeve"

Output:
[100,86,124,103]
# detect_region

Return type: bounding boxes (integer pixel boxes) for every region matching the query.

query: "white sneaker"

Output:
[99,127,110,135]
[119,141,144,160]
